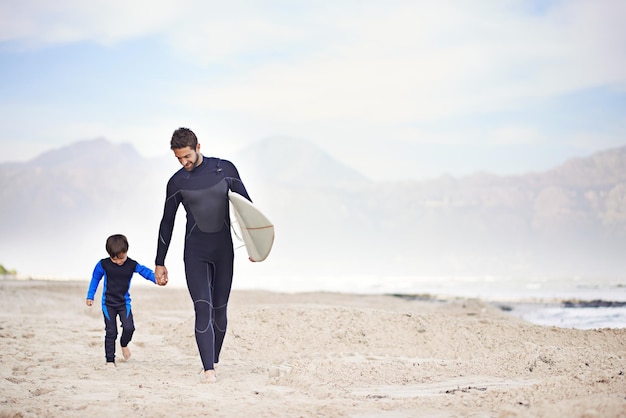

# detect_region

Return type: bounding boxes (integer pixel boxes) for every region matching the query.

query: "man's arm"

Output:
[155,179,180,268]
[223,160,252,202]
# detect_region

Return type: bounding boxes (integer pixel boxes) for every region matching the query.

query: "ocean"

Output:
[233,272,626,330]
[6,271,625,331]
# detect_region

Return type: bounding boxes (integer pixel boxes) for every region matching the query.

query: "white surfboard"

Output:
[228,190,275,262]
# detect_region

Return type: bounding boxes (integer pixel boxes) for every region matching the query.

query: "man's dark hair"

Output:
[105,234,129,258]
[171,127,198,150]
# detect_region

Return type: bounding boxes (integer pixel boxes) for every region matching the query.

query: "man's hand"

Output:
[155,265,169,286]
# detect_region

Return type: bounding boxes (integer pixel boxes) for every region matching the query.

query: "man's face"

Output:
[173,145,201,171]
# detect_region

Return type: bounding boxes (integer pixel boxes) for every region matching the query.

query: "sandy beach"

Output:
[0,279,624,418]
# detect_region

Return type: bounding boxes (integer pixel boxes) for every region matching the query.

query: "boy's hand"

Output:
[86,299,93,307]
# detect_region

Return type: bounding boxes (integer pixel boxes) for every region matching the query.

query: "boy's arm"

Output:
[86,261,105,300]
[135,262,157,284]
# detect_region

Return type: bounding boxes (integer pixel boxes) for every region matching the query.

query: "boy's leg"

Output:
[119,307,135,360]
[103,306,118,363]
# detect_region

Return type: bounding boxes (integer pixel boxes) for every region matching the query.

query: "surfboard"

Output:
[228,190,275,262]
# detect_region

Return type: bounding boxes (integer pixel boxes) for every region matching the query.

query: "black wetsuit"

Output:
[156,156,250,371]
[86,257,156,363]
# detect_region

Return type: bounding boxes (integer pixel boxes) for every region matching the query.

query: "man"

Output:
[155,127,252,383]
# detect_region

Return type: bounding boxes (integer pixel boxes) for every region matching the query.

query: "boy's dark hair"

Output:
[171,127,198,150]
[106,234,129,258]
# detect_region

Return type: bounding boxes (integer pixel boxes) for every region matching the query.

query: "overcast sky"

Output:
[1,0,625,180]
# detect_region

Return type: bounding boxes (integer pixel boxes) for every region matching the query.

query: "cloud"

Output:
[0,0,182,49]
[1,0,625,176]
[4,1,624,95]
[166,1,626,134]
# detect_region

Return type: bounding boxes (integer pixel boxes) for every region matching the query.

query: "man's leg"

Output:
[185,257,216,371]
[212,254,234,365]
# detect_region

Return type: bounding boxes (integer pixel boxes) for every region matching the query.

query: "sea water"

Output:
[508,303,626,330]
[233,272,626,330]
[10,270,625,330]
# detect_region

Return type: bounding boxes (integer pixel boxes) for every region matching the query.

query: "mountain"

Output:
[1,137,625,281]
[0,139,175,279]
[0,138,165,235]
[241,141,626,278]
[236,136,370,187]
[31,137,142,168]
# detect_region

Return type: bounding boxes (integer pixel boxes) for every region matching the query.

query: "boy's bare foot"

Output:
[203,369,217,383]
[106,362,116,368]
[121,346,131,361]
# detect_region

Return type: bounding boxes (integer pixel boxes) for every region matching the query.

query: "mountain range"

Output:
[1,137,625,282]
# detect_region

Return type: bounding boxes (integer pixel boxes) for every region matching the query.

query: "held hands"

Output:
[155,265,169,286]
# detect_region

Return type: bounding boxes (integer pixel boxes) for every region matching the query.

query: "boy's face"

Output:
[111,253,128,266]
[173,144,201,171]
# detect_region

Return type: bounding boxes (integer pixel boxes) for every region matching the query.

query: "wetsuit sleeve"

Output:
[86,261,105,300]
[223,160,252,202]
[156,178,181,266]
[135,262,157,284]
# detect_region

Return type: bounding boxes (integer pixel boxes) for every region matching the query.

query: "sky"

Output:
[0,0,625,181]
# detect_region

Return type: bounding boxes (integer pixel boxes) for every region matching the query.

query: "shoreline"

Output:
[3,277,625,329]
[4,276,626,303]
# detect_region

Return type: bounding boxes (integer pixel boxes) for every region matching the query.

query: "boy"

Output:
[86,234,158,366]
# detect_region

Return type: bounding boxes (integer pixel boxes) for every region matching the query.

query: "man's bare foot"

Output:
[106,362,116,368]
[203,369,217,383]
[121,346,131,361]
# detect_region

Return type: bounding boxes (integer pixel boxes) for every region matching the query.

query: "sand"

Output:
[0,279,624,418]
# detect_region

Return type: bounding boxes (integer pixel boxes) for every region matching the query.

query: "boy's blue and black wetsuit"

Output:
[87,258,156,363]
[156,156,250,372]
